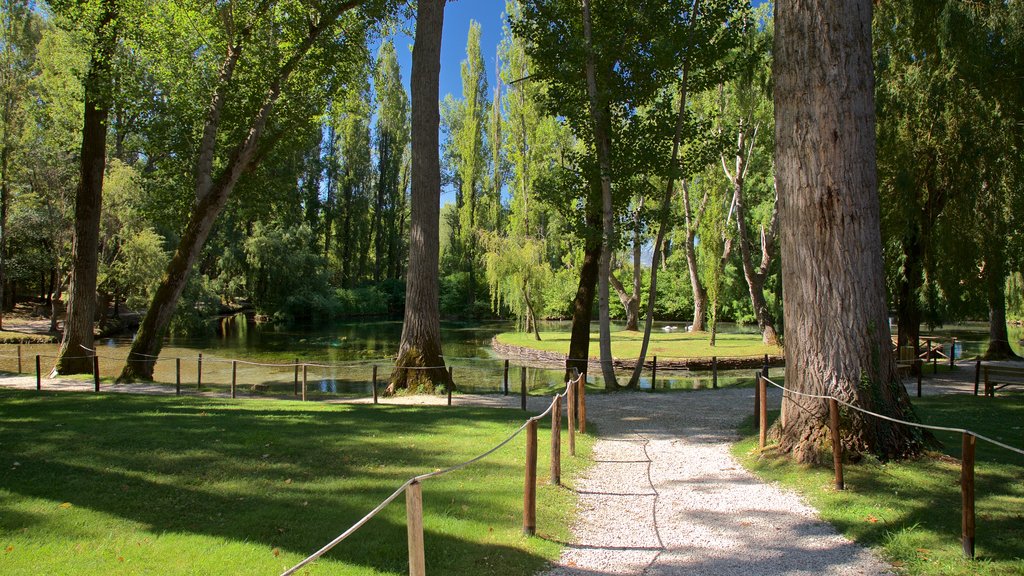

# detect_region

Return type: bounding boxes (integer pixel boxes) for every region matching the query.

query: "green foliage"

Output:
[483,233,551,332]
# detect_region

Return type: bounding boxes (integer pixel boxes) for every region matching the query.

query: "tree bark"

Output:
[581,0,618,389]
[55,0,118,375]
[565,202,602,382]
[774,0,924,463]
[388,0,450,394]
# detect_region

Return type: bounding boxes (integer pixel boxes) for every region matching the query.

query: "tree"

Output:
[774,0,922,462]
[483,233,549,339]
[373,38,409,283]
[120,0,395,381]
[0,0,43,325]
[388,0,450,393]
[54,0,119,375]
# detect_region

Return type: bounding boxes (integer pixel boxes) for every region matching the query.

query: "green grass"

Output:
[0,390,594,575]
[0,331,55,344]
[496,329,780,360]
[733,394,1024,575]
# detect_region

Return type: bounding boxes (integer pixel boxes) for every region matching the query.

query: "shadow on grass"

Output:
[0,389,553,574]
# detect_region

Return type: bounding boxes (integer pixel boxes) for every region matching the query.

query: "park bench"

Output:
[978,365,1024,397]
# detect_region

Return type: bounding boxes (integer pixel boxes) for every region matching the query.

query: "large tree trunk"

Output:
[565,204,601,382]
[983,256,1020,360]
[388,0,450,394]
[581,0,618,389]
[774,0,924,463]
[54,0,118,375]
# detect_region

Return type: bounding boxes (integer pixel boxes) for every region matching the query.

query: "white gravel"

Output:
[541,388,894,576]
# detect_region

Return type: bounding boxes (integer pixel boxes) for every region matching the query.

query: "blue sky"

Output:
[391,1,507,105]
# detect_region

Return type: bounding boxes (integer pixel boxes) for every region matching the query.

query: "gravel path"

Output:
[541,388,894,576]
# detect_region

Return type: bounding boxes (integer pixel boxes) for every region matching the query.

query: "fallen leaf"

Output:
[284,478,292,484]
[5,545,13,553]
[865,515,878,523]
[118,557,124,563]
[272,548,281,557]
[916,548,930,554]
[59,502,73,510]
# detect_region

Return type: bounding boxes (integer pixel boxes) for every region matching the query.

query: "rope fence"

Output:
[281,373,586,576]
[752,372,1024,560]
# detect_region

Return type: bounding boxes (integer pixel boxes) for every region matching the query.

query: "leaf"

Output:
[59,502,73,510]
[865,515,878,523]
[272,548,281,557]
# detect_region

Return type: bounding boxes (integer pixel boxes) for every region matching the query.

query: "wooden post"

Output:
[35,355,41,390]
[974,357,981,396]
[762,355,769,379]
[916,359,923,398]
[406,480,426,576]
[93,355,100,392]
[17,345,22,373]
[372,365,378,404]
[567,378,576,456]
[578,375,587,434]
[551,397,561,486]
[176,358,181,396]
[712,356,718,389]
[301,364,307,402]
[932,339,938,374]
[523,418,537,535]
[950,337,957,367]
[230,360,237,398]
[294,359,299,396]
[829,398,844,490]
[961,432,976,559]
[651,355,657,390]
[758,374,767,449]
[984,367,991,398]
[754,371,761,426]
[520,366,527,411]
[197,353,203,390]
[503,359,509,396]
[447,366,453,406]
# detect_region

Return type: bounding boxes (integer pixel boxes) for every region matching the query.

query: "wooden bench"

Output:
[979,365,1024,397]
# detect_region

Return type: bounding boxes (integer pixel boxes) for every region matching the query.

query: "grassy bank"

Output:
[0,390,593,575]
[733,394,1024,575]
[496,329,780,360]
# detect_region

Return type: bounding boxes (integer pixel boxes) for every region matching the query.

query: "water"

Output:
[3,316,1019,397]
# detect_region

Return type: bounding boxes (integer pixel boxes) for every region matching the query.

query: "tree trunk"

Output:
[895,226,923,357]
[681,180,708,332]
[609,270,638,332]
[774,0,924,463]
[54,0,118,375]
[581,0,617,389]
[626,62,690,388]
[120,2,355,381]
[388,0,450,394]
[730,158,781,347]
[983,257,1019,360]
[565,204,601,382]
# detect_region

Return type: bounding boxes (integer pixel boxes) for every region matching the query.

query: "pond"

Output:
[2,317,1020,397]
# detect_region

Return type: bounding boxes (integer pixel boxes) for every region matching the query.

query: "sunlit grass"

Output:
[733,394,1024,575]
[497,329,780,360]
[0,390,594,575]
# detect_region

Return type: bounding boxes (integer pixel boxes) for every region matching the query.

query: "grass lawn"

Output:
[496,329,780,360]
[0,331,55,344]
[0,389,593,575]
[734,394,1024,575]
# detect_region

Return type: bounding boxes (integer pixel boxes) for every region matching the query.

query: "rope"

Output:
[280,375,580,576]
[762,377,1024,457]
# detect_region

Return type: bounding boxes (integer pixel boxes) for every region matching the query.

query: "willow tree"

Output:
[774,0,922,461]
[483,233,549,340]
[388,0,450,393]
